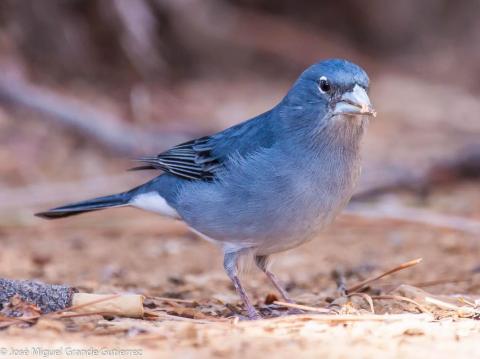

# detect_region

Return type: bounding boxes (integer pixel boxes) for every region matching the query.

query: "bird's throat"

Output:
[308,114,368,155]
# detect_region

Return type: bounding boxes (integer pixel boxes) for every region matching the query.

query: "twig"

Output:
[147,296,197,304]
[371,295,431,314]
[415,296,477,317]
[273,301,331,314]
[52,311,113,320]
[149,311,219,324]
[346,258,422,294]
[248,313,434,324]
[424,297,460,311]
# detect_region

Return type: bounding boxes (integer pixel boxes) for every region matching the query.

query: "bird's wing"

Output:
[131,110,275,181]
[131,136,220,180]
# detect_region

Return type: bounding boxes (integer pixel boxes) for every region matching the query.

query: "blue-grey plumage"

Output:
[36,59,376,319]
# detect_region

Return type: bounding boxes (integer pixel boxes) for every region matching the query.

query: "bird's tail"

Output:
[35,192,131,219]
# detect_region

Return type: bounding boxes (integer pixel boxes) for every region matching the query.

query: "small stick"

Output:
[247,313,434,324]
[149,312,217,324]
[424,296,460,311]
[273,301,331,313]
[347,258,423,294]
[422,297,477,317]
[147,296,197,304]
[371,295,431,314]
[51,312,112,320]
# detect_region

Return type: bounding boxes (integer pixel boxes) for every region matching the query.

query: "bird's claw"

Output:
[247,309,262,320]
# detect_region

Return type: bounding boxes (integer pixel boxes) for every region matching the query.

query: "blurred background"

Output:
[0,0,479,198]
[0,0,479,302]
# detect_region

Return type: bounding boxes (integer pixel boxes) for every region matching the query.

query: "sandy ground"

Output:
[0,179,479,358]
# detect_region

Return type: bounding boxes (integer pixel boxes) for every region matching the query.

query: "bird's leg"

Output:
[223,251,261,320]
[255,255,294,303]
[255,255,303,315]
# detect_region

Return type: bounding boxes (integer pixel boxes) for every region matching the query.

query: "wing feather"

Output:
[133,136,220,180]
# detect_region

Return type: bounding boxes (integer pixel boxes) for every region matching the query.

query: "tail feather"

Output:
[35,193,129,219]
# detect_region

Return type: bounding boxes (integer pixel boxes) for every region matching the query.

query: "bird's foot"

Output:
[234,309,262,321]
[246,307,262,320]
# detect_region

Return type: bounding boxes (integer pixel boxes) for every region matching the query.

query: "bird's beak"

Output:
[333,84,376,117]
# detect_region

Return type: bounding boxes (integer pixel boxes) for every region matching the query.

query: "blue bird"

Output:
[37,59,376,319]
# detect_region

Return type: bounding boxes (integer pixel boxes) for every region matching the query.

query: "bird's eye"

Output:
[318,76,331,93]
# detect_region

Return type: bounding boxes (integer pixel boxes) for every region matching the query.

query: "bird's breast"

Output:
[277,147,362,236]
[256,145,363,255]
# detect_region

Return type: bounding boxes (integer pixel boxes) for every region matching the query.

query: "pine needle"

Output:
[347,258,423,293]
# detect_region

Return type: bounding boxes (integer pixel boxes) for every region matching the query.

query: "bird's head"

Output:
[280,59,376,130]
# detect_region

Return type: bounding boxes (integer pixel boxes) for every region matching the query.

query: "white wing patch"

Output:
[131,192,179,218]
